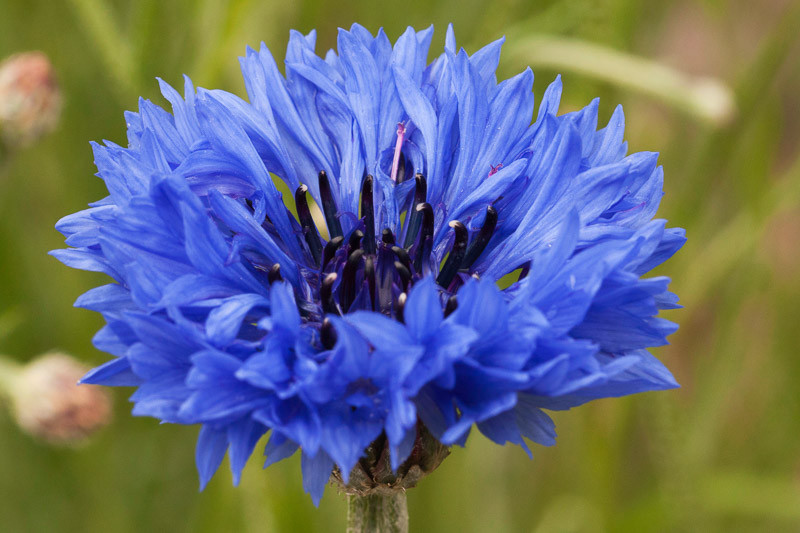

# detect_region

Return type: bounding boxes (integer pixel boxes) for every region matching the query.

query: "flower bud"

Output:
[7,353,110,445]
[332,422,450,496]
[0,51,62,148]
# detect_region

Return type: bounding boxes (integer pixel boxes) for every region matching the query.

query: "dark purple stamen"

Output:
[321,318,337,350]
[268,263,282,284]
[360,175,376,254]
[322,236,344,271]
[295,184,323,266]
[461,205,498,271]
[394,261,411,293]
[321,273,339,315]
[341,249,364,313]
[403,174,427,248]
[396,153,406,184]
[391,246,412,272]
[303,164,498,323]
[396,292,407,323]
[349,230,364,252]
[413,202,434,273]
[518,261,531,281]
[444,295,458,317]
[318,170,343,239]
[377,246,395,315]
[365,255,376,311]
[436,221,468,289]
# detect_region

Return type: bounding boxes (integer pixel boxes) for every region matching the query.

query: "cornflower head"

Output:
[52,24,684,505]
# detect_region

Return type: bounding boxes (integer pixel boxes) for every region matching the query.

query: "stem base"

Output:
[346,491,408,533]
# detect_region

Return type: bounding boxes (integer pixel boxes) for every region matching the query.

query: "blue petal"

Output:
[196,425,229,490]
[301,450,334,507]
[80,357,141,386]
[263,431,299,467]
[403,277,443,342]
[227,417,268,486]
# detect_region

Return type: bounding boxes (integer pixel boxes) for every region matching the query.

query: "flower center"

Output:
[285,170,498,323]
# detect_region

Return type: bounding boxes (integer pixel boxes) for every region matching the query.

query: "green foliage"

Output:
[1,0,799,531]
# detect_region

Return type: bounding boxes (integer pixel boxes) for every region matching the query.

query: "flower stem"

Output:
[346,492,408,533]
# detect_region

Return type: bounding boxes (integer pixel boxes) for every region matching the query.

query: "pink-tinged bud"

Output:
[0,52,62,148]
[7,353,110,445]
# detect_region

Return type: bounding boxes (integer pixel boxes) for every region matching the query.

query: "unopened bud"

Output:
[6,353,110,445]
[0,52,62,148]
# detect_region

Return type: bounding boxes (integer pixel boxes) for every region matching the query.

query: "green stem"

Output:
[346,492,408,533]
[504,33,735,126]
[67,0,137,102]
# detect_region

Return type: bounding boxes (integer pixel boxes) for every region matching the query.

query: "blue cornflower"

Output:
[52,24,684,505]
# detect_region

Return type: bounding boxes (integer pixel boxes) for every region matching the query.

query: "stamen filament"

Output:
[461,205,498,271]
[396,293,407,323]
[321,273,339,315]
[349,230,364,252]
[444,295,458,317]
[394,261,411,293]
[341,249,365,313]
[268,264,283,284]
[318,171,343,239]
[294,185,323,266]
[413,203,434,273]
[391,246,412,272]
[360,175,376,254]
[321,318,337,350]
[436,221,468,289]
[365,255,376,311]
[403,174,427,248]
[322,236,344,271]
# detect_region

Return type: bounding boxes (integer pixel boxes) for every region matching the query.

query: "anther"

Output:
[518,261,531,281]
[413,202,434,273]
[360,175,376,254]
[394,261,411,293]
[396,293,407,324]
[321,273,339,315]
[444,295,458,317]
[403,174,428,248]
[382,228,395,245]
[461,205,498,271]
[322,236,344,271]
[341,249,364,313]
[348,230,364,252]
[391,246,412,272]
[268,264,283,284]
[321,318,337,350]
[318,170,343,239]
[436,221,468,288]
[294,185,323,266]
[396,153,406,184]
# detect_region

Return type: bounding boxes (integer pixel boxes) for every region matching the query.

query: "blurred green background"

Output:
[1,0,800,531]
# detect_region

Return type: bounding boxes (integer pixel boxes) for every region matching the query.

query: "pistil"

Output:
[390,123,406,183]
